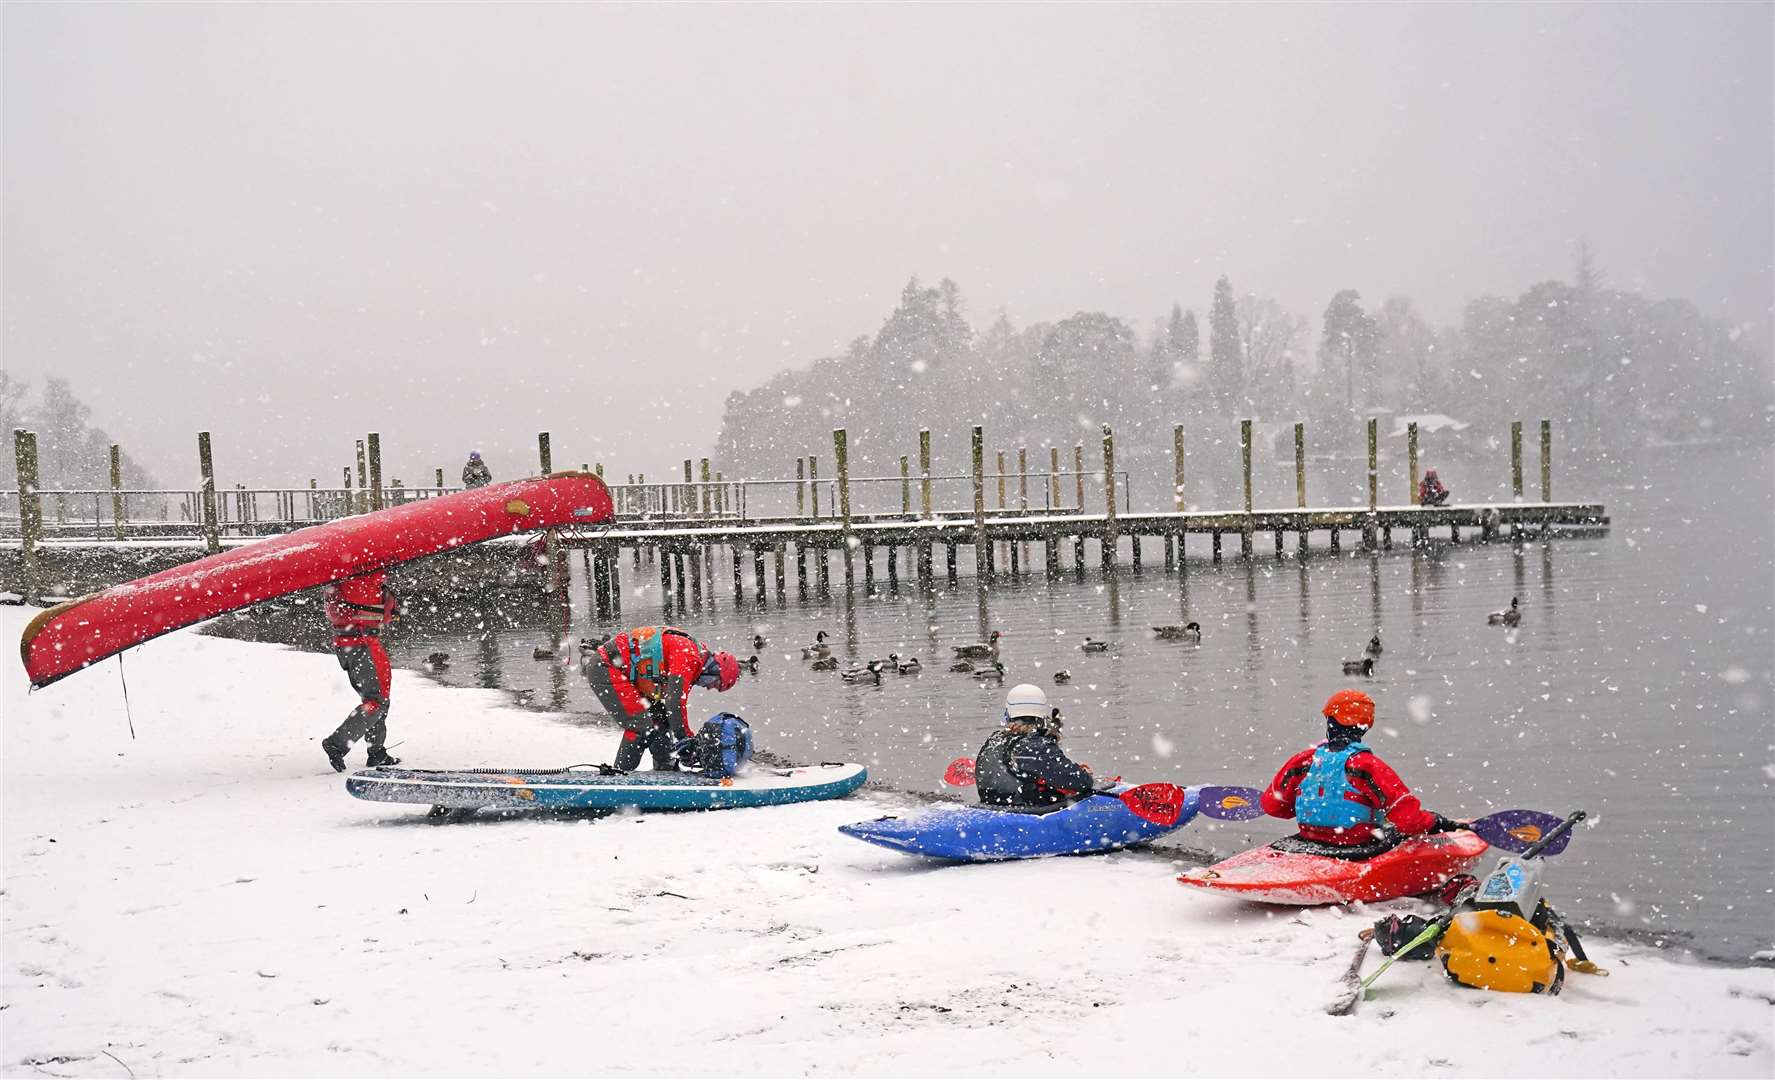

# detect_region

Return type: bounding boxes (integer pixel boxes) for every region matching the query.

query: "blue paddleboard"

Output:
[838,784,1201,861]
[347,762,866,812]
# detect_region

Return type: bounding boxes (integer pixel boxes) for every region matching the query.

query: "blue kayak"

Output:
[838,784,1202,861]
[347,762,866,813]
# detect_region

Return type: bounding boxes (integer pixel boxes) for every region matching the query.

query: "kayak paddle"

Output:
[942,757,977,786]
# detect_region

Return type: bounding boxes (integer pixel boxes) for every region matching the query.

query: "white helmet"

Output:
[1004,683,1049,721]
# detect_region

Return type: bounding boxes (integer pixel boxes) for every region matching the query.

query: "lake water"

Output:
[227,443,1775,962]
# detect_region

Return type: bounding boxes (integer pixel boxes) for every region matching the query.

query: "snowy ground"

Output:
[3,608,1771,1078]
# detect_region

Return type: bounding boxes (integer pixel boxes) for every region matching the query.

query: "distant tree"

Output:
[1208,276,1242,412]
[1319,290,1379,411]
[1236,295,1307,414]
[0,372,26,488]
[1373,297,1438,409]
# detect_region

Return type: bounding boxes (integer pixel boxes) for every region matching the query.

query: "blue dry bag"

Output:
[679,713,754,779]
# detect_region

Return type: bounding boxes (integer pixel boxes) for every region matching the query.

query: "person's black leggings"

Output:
[331,640,391,751]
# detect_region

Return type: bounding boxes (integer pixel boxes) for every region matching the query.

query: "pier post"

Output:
[658,545,672,609]
[808,456,820,518]
[796,458,806,518]
[732,544,744,605]
[1048,446,1061,510]
[796,542,808,599]
[1294,421,1308,554]
[700,458,712,518]
[1241,418,1254,558]
[199,431,221,553]
[689,541,704,607]
[971,426,988,581]
[354,440,368,514]
[1407,420,1421,545]
[1073,444,1085,512]
[14,430,42,602]
[341,467,352,519]
[1173,424,1186,511]
[434,467,444,492]
[946,540,958,585]
[834,428,853,588]
[608,547,621,617]
[593,549,611,616]
[900,455,911,516]
[1018,447,1030,570]
[816,543,830,597]
[753,546,766,605]
[1511,421,1524,499]
[308,478,317,521]
[1102,424,1118,571]
[918,429,933,519]
[367,433,384,511]
[774,542,787,603]
[681,459,694,518]
[996,449,1007,513]
[109,444,125,540]
[863,541,876,593]
[673,551,687,609]
[1540,419,1552,503]
[538,431,552,475]
[1364,417,1379,550]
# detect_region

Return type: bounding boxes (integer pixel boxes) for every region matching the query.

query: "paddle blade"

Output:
[943,757,977,787]
[1468,809,1571,855]
[1196,785,1266,821]
[1119,783,1186,826]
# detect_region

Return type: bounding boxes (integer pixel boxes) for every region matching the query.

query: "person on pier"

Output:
[975,684,1095,809]
[578,626,742,771]
[321,570,401,772]
[1417,467,1451,506]
[1258,689,1460,858]
[461,451,493,489]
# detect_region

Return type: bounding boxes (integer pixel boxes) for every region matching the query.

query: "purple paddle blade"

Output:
[1469,809,1571,855]
[1196,785,1267,821]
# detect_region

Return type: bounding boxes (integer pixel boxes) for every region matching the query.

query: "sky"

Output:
[4,2,1771,487]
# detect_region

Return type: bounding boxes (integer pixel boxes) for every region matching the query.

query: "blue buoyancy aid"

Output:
[1296,741,1382,829]
[681,713,753,779]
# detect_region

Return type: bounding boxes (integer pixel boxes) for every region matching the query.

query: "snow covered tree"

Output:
[1208,276,1242,413]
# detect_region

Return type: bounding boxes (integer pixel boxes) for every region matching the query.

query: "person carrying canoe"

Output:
[975,683,1095,808]
[321,570,401,772]
[1258,689,1459,853]
[578,626,742,772]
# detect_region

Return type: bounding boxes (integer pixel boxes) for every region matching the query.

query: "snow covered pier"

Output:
[3,418,1607,605]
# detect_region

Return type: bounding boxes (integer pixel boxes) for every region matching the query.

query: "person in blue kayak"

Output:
[975,683,1095,808]
[1259,688,1459,854]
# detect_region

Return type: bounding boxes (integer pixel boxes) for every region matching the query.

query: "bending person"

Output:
[579,626,741,771]
[322,571,401,772]
[975,683,1094,808]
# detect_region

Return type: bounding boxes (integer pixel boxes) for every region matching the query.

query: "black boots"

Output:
[324,736,400,771]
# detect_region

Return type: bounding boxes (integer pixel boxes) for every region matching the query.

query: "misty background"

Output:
[3,3,1771,492]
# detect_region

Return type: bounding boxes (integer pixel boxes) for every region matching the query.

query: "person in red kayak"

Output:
[1259,689,1459,855]
[578,626,741,771]
[321,571,401,772]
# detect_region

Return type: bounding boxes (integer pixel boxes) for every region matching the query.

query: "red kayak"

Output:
[1177,831,1489,905]
[20,472,613,688]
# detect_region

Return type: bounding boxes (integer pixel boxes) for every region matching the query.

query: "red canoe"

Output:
[19,472,613,688]
[1177,831,1490,905]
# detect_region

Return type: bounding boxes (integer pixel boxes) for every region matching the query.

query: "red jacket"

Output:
[325,575,397,643]
[1260,742,1438,844]
[593,626,709,736]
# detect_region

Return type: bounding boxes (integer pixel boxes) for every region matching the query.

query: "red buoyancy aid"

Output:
[326,573,397,635]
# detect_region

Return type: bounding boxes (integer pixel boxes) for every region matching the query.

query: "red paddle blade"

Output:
[943,757,977,786]
[1119,783,1186,826]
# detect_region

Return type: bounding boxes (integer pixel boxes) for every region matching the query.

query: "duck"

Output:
[752,634,768,651]
[840,661,884,685]
[1341,656,1375,676]
[739,655,760,674]
[949,659,976,674]
[810,655,840,672]
[1052,669,1072,685]
[1488,597,1522,627]
[888,653,921,674]
[532,645,556,661]
[972,661,1007,683]
[952,630,1002,660]
[1081,637,1111,654]
[513,688,537,706]
[801,631,832,661]
[423,651,450,671]
[1154,622,1202,642]
[1365,634,1383,658]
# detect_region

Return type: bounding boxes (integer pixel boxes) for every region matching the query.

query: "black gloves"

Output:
[1429,813,1462,834]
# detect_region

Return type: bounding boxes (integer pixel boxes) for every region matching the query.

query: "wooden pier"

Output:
[4,417,1607,609]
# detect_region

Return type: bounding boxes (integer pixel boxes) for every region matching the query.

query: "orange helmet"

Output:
[1323,689,1375,728]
